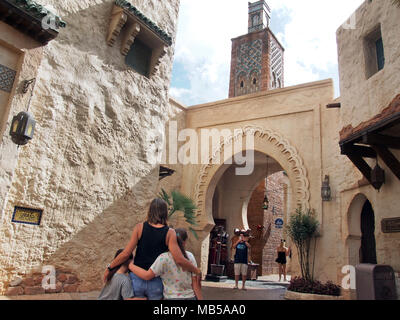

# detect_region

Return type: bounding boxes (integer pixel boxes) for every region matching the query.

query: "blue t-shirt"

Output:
[234,242,248,264]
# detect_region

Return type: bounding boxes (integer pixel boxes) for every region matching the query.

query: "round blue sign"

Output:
[275,218,284,229]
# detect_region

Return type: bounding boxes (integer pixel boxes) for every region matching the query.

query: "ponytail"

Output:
[175,228,188,260]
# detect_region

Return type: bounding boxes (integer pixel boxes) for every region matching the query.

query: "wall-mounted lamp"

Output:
[9,111,36,146]
[371,163,385,190]
[9,78,36,146]
[321,175,331,201]
[262,194,269,210]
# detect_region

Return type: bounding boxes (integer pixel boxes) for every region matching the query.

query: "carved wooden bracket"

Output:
[107,6,128,47]
[340,111,400,190]
[107,1,172,77]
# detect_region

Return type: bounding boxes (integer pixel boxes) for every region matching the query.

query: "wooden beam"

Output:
[372,145,400,181]
[341,143,377,158]
[346,153,373,186]
[362,133,400,150]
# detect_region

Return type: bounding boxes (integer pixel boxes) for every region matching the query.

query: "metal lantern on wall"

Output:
[321,175,331,201]
[9,111,36,146]
[262,194,269,210]
[371,163,385,190]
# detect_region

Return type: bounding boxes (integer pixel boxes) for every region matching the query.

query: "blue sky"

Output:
[169,0,364,106]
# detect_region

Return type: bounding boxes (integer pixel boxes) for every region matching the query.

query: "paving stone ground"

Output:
[0,274,290,300]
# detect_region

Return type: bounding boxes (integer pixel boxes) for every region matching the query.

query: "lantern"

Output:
[321,175,331,201]
[262,194,269,210]
[371,164,385,190]
[9,111,36,146]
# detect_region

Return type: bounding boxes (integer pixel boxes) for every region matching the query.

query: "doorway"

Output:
[360,200,377,264]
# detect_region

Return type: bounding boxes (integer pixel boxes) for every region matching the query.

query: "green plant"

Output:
[286,207,319,282]
[392,0,400,8]
[159,189,199,239]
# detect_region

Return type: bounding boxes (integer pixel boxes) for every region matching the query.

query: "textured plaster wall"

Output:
[0,0,180,293]
[337,0,400,128]
[336,0,400,291]
[174,80,337,281]
[0,22,44,229]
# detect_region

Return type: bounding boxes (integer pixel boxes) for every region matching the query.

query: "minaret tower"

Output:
[228,1,285,98]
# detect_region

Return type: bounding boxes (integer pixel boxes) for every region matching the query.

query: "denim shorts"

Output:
[129,272,163,300]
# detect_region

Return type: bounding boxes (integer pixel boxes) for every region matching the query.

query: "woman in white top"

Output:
[129,228,203,300]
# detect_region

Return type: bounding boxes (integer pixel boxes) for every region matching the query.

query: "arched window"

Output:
[236,72,247,96]
[252,14,259,27]
[253,78,257,85]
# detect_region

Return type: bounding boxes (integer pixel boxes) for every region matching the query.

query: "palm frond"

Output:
[170,190,198,226]
[159,189,198,230]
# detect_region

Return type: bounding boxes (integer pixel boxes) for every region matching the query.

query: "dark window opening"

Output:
[125,38,152,78]
[253,78,257,85]
[364,25,385,79]
[240,81,244,88]
[376,37,385,71]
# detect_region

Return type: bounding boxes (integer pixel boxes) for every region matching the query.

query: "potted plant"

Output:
[285,207,342,299]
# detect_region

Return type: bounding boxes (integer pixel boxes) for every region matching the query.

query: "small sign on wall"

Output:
[275,218,284,229]
[12,206,43,226]
[381,218,400,233]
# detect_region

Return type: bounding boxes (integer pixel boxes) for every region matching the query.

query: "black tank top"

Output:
[134,222,169,270]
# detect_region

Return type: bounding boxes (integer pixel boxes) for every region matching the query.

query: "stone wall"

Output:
[0,0,180,295]
[262,172,285,275]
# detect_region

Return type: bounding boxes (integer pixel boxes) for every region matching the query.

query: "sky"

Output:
[169,0,365,106]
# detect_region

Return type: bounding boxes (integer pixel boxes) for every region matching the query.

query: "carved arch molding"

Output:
[193,125,311,230]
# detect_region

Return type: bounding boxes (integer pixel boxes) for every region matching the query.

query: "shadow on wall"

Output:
[46,168,159,294]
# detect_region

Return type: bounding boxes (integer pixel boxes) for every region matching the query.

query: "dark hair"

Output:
[106,249,133,282]
[147,198,168,225]
[175,228,188,260]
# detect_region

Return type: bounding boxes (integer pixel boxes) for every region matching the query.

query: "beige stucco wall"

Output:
[335,0,400,298]
[163,79,344,281]
[0,22,44,233]
[337,0,400,128]
[0,0,180,294]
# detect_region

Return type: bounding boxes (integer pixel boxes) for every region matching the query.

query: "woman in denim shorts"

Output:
[103,198,200,300]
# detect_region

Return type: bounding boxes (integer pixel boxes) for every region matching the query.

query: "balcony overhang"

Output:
[339,94,400,190]
[0,0,66,45]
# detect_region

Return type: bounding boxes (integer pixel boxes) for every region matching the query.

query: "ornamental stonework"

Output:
[0,64,17,93]
[236,39,263,77]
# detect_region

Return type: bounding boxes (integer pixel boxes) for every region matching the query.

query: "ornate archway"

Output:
[191,126,311,271]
